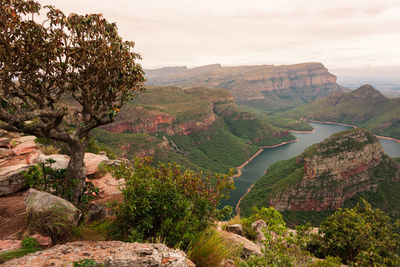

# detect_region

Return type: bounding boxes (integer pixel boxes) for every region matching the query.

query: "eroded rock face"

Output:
[2,241,195,267]
[25,189,81,226]
[146,63,344,103]
[270,129,400,212]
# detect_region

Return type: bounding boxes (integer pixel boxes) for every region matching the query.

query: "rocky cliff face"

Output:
[269,129,400,212]
[145,63,346,110]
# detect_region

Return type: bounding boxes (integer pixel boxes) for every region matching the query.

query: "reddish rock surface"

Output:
[0,240,22,253]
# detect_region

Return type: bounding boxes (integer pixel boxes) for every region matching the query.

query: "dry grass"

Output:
[41,145,60,155]
[188,229,241,267]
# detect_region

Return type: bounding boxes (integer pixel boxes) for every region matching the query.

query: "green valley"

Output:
[93,86,296,173]
[280,84,400,139]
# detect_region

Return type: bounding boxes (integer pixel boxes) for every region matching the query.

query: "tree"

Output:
[313,200,400,266]
[0,0,145,204]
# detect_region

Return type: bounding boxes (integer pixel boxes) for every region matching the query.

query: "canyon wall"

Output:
[269,129,400,212]
[146,63,346,105]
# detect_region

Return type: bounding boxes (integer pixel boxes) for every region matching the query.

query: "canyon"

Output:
[239,128,400,223]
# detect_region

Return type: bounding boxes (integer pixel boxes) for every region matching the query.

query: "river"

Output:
[221,122,400,209]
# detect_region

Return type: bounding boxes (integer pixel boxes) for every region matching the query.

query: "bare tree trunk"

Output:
[66,140,87,206]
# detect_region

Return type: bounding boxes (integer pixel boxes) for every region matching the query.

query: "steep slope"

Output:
[145,63,346,112]
[281,84,400,139]
[239,128,400,225]
[94,86,296,173]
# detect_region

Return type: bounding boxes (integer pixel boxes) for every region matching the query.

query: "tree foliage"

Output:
[110,157,234,249]
[313,199,400,266]
[0,0,144,203]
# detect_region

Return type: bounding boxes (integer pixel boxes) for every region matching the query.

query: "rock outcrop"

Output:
[2,241,195,267]
[269,129,400,212]
[0,136,42,196]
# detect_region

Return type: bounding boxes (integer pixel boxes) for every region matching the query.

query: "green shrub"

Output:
[188,229,241,267]
[241,206,286,241]
[24,159,99,208]
[312,199,400,266]
[21,237,41,250]
[110,157,234,249]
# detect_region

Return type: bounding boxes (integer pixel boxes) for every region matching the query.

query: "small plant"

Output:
[73,259,104,267]
[21,237,41,250]
[0,237,42,263]
[26,207,74,242]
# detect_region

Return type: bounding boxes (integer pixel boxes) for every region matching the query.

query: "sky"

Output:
[38,0,400,70]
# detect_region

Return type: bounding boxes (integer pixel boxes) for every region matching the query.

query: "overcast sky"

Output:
[38,0,400,69]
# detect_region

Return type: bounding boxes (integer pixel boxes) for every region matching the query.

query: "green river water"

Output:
[222,122,400,209]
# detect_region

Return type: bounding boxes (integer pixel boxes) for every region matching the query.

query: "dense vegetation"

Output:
[110,157,233,249]
[312,200,400,266]
[279,84,400,139]
[93,86,296,173]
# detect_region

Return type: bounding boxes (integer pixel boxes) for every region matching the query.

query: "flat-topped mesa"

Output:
[145,62,345,106]
[269,129,400,212]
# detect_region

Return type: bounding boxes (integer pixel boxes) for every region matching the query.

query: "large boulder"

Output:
[2,241,195,267]
[84,152,109,177]
[25,189,81,226]
[37,154,70,170]
[251,220,267,246]
[219,230,262,258]
[225,224,243,236]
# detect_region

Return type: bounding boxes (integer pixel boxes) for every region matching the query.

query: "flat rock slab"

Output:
[2,241,195,267]
[0,240,22,253]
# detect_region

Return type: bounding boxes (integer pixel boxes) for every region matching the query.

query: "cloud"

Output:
[38,0,400,68]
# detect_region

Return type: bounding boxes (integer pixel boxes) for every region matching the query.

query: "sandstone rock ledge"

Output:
[2,241,195,267]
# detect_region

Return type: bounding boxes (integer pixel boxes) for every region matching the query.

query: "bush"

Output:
[24,159,99,208]
[111,157,234,249]
[188,229,241,267]
[26,207,75,242]
[312,199,400,266]
[241,206,286,241]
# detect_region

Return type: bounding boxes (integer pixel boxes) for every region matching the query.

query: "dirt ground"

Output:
[0,191,27,239]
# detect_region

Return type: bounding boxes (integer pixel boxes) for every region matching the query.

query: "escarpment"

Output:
[145,63,346,111]
[240,128,400,219]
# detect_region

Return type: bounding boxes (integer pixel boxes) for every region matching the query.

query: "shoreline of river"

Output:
[231,139,299,178]
[235,183,255,214]
[289,129,315,133]
[310,120,400,143]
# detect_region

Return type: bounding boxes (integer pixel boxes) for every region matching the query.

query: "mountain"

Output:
[93,86,296,173]
[281,84,400,139]
[239,128,400,225]
[145,63,347,112]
